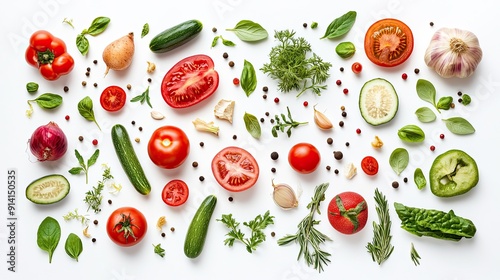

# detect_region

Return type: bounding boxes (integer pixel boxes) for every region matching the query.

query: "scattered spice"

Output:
[108,199,112,204]
[93,220,98,225]
[340,67,344,72]
[392,181,399,188]
[78,136,84,141]
[93,83,98,87]
[232,135,237,140]
[199,176,205,181]
[270,151,279,160]
[93,60,98,64]
[327,137,333,145]
[339,121,344,127]
[345,142,350,147]
[440,134,445,139]
[192,161,198,167]
[343,88,349,94]
[134,138,140,143]
[82,81,87,86]
[212,27,217,32]
[402,73,408,80]
[229,61,235,67]
[274,97,280,103]
[262,86,268,92]
[161,232,166,237]
[271,167,276,173]
[223,52,228,59]
[199,142,205,147]
[333,151,343,160]
[303,101,309,107]
[356,128,361,134]
[64,86,69,92]
[127,84,132,90]
[342,111,347,117]
[414,68,420,74]
[336,80,342,85]
[65,115,70,121]
[92,139,98,145]
[228,197,234,202]
[170,227,175,232]
[326,166,331,171]
[430,145,436,151]
[430,22,434,27]
[334,169,339,174]
[403,177,408,183]
[303,23,308,28]
[92,238,96,243]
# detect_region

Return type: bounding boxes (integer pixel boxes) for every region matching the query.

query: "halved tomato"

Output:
[162,179,189,206]
[364,18,414,67]
[211,146,259,192]
[161,54,219,108]
[361,156,379,176]
[100,85,126,112]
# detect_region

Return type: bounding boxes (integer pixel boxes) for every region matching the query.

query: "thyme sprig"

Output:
[271,106,308,138]
[84,165,113,213]
[366,188,394,265]
[277,183,331,273]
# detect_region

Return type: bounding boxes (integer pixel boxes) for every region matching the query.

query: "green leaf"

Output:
[398,125,425,143]
[74,149,85,167]
[37,216,61,263]
[241,60,257,96]
[68,167,84,175]
[86,17,110,36]
[31,93,63,109]
[221,36,236,46]
[64,233,83,261]
[76,34,89,56]
[141,23,150,38]
[211,36,220,47]
[153,243,165,258]
[436,96,453,111]
[414,168,426,190]
[26,82,39,93]
[416,79,436,107]
[87,149,100,167]
[321,11,357,39]
[461,94,471,106]
[389,148,409,175]
[77,96,101,130]
[442,117,475,135]
[335,41,356,59]
[243,112,261,139]
[226,20,268,42]
[130,86,152,108]
[415,107,436,123]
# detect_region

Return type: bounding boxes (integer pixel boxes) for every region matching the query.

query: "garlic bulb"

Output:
[424,28,482,78]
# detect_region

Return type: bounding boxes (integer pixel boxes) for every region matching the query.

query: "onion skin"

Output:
[29,122,68,161]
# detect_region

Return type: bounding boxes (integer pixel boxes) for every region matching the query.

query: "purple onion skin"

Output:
[29,122,68,161]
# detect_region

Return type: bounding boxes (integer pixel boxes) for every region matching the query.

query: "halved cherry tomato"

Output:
[364,18,414,67]
[361,156,379,175]
[211,146,259,192]
[161,54,219,108]
[288,143,321,174]
[148,126,190,169]
[100,85,126,112]
[162,179,189,206]
[106,207,147,247]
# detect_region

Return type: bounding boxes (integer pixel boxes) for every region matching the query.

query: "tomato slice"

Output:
[364,18,414,67]
[361,156,379,176]
[100,85,126,112]
[211,146,259,192]
[162,179,189,206]
[161,54,219,108]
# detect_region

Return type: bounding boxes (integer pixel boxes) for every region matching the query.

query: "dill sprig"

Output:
[278,183,332,273]
[366,188,394,265]
[84,165,113,213]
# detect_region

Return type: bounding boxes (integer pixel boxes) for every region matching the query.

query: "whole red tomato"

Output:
[25,30,74,80]
[148,125,190,169]
[211,146,259,192]
[106,207,147,247]
[288,143,321,174]
[327,192,368,234]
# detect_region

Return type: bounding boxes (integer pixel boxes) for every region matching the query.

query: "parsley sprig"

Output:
[272,106,308,137]
[217,210,274,253]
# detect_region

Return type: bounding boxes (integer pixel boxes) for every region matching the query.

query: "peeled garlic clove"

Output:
[151,110,165,120]
[313,105,333,130]
[272,180,298,210]
[214,99,235,123]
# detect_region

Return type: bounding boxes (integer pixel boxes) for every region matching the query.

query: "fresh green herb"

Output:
[76,16,111,55]
[84,165,113,213]
[394,202,477,241]
[397,124,425,142]
[62,18,74,28]
[278,183,331,273]
[415,107,436,123]
[26,93,63,117]
[64,233,83,262]
[261,30,331,97]
[389,148,409,175]
[436,96,453,111]
[311,22,318,29]
[243,112,261,139]
[241,59,257,96]
[335,41,356,59]
[37,216,61,263]
[26,82,39,93]
[226,20,268,42]
[442,117,475,135]
[217,210,274,253]
[76,34,90,56]
[366,188,394,265]
[461,94,471,105]
[410,243,421,266]
[321,11,357,39]
[414,168,426,190]
[416,79,437,108]
[153,243,165,257]
[130,86,152,108]
[141,23,150,38]
[78,96,101,130]
[63,209,90,225]
[68,149,100,184]
[211,35,236,47]
[271,106,308,138]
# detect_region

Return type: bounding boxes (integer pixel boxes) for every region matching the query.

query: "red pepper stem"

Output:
[37,49,55,65]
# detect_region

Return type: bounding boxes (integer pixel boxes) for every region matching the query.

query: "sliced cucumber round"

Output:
[26,174,70,204]
[359,78,399,126]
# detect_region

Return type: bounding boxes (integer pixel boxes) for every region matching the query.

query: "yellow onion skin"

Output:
[29,121,68,161]
[424,28,482,78]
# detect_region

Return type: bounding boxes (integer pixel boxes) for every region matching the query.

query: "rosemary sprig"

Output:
[271,106,308,138]
[277,183,331,273]
[84,165,113,213]
[410,243,421,266]
[366,188,394,265]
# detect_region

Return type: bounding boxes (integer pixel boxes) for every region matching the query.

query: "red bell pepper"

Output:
[25,30,74,81]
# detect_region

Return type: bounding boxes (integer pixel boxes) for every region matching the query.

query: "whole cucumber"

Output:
[149,19,203,53]
[184,195,217,258]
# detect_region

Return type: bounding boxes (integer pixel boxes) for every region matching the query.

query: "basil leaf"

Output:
[64,233,83,261]
[461,94,471,106]
[414,168,426,190]
[76,34,89,56]
[415,107,436,123]
[442,117,475,135]
[398,125,425,143]
[26,82,39,94]
[243,112,261,139]
[34,93,63,109]
[211,36,220,47]
[141,23,150,38]
[436,96,453,110]
[74,149,85,167]
[226,20,268,42]
[87,149,100,167]
[86,16,110,36]
[321,11,357,39]
[241,60,257,97]
[37,216,61,263]
[335,42,356,59]
[221,37,236,46]
[416,79,436,107]
[389,148,409,175]
[78,96,101,130]
[68,167,84,175]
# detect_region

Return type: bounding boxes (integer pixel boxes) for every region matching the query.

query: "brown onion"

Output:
[29,122,68,161]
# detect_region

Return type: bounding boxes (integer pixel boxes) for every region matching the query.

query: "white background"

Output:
[1,0,499,279]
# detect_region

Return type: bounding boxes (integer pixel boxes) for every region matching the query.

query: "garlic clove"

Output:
[192,118,219,135]
[151,110,165,120]
[344,163,357,179]
[313,105,333,130]
[371,135,384,149]
[214,99,235,123]
[272,180,299,210]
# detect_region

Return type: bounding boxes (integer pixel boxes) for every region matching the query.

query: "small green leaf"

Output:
[397,125,425,143]
[461,94,471,106]
[321,11,357,39]
[87,149,100,167]
[153,243,165,258]
[311,22,318,29]
[243,112,261,139]
[74,149,85,167]
[211,36,220,47]
[141,23,150,38]
[415,107,436,123]
[442,117,475,135]
[226,20,268,42]
[221,36,236,46]
[68,167,84,175]
[436,96,453,110]
[26,82,39,94]
[78,96,101,130]
[86,17,110,36]
[335,42,356,59]
[241,60,257,97]
[416,79,436,107]
[389,148,409,175]
[130,86,152,108]
[64,233,83,261]
[31,93,63,109]
[37,216,61,263]
[414,168,426,190]
[76,34,89,56]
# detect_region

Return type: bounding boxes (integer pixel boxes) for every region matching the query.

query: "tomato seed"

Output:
[402,73,408,80]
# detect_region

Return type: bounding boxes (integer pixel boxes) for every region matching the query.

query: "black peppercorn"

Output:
[270,151,279,160]
[392,181,399,188]
[223,52,228,59]
[327,137,333,145]
[333,151,343,160]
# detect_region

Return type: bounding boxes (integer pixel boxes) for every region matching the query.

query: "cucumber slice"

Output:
[359,78,399,125]
[26,174,70,204]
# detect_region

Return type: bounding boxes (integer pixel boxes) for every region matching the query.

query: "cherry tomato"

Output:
[148,126,190,169]
[106,207,147,247]
[162,179,189,206]
[161,54,219,108]
[211,146,259,192]
[361,156,379,175]
[100,85,126,112]
[327,191,368,234]
[351,62,363,74]
[288,143,321,174]
[364,18,414,67]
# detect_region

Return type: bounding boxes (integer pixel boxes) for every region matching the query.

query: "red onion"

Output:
[29,122,68,161]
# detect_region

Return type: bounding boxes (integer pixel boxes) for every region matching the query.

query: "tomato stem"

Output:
[114,213,140,242]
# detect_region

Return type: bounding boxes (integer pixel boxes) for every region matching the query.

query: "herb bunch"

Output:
[366,188,394,265]
[261,30,332,97]
[84,165,113,213]
[272,106,308,138]
[277,183,331,273]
